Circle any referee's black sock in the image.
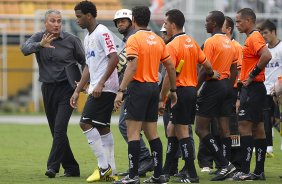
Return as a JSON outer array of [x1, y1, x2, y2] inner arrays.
[[163, 137, 178, 175], [202, 134, 229, 167], [254, 139, 266, 175], [222, 137, 232, 161], [128, 140, 140, 179], [179, 137, 198, 178], [240, 136, 254, 174], [149, 138, 163, 178]]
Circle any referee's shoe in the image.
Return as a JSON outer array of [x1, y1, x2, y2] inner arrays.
[[211, 162, 236, 181]]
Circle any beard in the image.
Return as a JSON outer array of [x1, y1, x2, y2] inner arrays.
[[118, 24, 131, 34]]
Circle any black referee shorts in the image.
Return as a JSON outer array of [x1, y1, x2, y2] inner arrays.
[[196, 79, 233, 118], [238, 82, 266, 123], [172, 86, 197, 125], [125, 81, 159, 122]]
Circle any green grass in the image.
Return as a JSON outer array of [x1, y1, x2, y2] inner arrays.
[[0, 123, 282, 183]]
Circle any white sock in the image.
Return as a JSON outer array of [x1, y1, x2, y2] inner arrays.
[[101, 132, 116, 175], [84, 128, 108, 169], [267, 146, 273, 153]]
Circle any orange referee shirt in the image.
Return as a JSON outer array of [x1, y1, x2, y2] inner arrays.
[[240, 31, 266, 82], [126, 30, 170, 82], [232, 39, 243, 87], [203, 34, 237, 80], [167, 34, 206, 87]]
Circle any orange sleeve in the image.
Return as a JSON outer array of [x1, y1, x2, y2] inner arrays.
[[203, 38, 213, 61], [126, 35, 139, 59], [250, 32, 266, 56], [196, 42, 206, 64], [166, 43, 176, 66], [232, 45, 239, 64], [161, 41, 170, 63]]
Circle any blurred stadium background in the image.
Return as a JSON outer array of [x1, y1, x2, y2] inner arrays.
[[1, 0, 282, 113]]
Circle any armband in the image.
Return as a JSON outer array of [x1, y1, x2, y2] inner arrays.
[[249, 65, 262, 79], [170, 88, 177, 92]]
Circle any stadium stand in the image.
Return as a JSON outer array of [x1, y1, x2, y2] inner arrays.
[[0, 0, 122, 112]]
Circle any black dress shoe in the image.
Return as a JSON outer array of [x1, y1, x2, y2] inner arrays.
[[60, 172, 80, 177], [138, 157, 154, 176], [45, 169, 56, 178]]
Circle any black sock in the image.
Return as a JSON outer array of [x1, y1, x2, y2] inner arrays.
[[163, 137, 178, 174], [254, 139, 267, 175], [128, 140, 140, 178], [170, 157, 179, 175], [222, 137, 232, 161], [179, 137, 197, 178], [149, 138, 163, 178], [240, 136, 254, 174], [202, 134, 229, 167]]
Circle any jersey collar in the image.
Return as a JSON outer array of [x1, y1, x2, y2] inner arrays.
[[167, 32, 186, 43]]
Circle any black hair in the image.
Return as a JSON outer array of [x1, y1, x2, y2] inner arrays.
[[209, 10, 225, 28], [165, 9, 185, 29], [74, 0, 97, 18], [260, 19, 277, 34], [225, 16, 234, 34], [237, 8, 256, 23], [132, 6, 150, 27]]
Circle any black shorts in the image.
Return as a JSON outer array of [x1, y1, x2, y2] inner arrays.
[[125, 81, 159, 122], [196, 79, 233, 118], [172, 86, 197, 125], [238, 82, 266, 123], [80, 92, 116, 128]]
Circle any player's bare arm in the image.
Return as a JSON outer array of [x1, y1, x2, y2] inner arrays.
[[70, 65, 90, 108]]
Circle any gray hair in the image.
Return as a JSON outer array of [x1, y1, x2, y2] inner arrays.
[[44, 9, 61, 22]]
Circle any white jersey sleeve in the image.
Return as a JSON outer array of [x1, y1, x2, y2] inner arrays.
[[98, 25, 117, 56]]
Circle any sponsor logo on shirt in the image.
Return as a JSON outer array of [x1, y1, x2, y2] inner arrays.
[[86, 50, 95, 59], [266, 62, 280, 68], [184, 38, 193, 48], [222, 38, 231, 48], [146, 34, 157, 45], [102, 33, 115, 52]]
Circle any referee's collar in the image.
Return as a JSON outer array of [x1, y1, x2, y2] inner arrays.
[[167, 32, 186, 43]]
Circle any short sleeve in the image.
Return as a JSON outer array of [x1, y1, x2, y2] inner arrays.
[[126, 35, 139, 59], [99, 26, 117, 56], [203, 38, 213, 61], [195, 42, 206, 64], [250, 32, 266, 55], [166, 43, 176, 66]]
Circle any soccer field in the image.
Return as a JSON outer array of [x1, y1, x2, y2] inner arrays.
[[1, 123, 282, 184]]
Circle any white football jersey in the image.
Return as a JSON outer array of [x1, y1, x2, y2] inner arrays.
[[264, 41, 282, 94], [84, 24, 119, 94]]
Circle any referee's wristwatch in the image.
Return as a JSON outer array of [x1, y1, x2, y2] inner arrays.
[[170, 88, 177, 92]]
